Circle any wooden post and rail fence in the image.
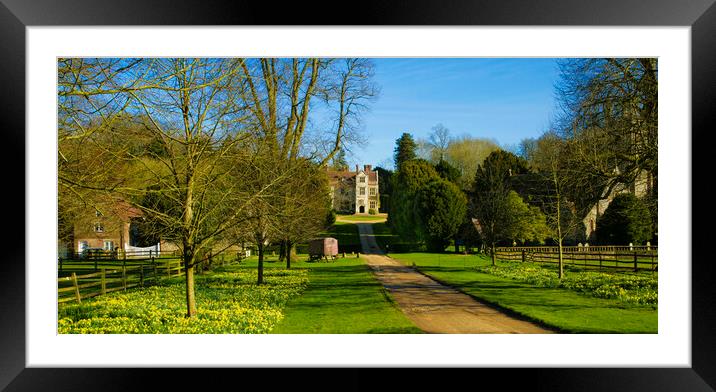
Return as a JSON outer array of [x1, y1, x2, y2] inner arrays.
[[494, 245, 658, 272], [57, 258, 184, 304], [58, 250, 246, 304]]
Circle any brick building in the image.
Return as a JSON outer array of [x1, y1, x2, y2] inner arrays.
[[62, 199, 168, 257]]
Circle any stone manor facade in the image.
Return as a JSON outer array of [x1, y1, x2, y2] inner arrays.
[[327, 164, 380, 214]]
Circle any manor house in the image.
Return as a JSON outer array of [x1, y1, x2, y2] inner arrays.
[[327, 164, 380, 214]]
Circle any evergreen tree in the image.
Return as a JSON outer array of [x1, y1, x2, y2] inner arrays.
[[595, 193, 653, 245], [434, 159, 461, 184], [470, 150, 532, 265], [389, 159, 440, 243], [375, 166, 393, 213], [393, 132, 417, 170], [417, 179, 468, 252]]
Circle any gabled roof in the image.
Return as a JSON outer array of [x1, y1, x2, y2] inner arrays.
[[326, 165, 378, 184]]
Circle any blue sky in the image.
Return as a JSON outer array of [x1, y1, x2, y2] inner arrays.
[[346, 58, 561, 169]]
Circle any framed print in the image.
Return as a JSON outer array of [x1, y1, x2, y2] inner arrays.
[[2, 0, 715, 390]]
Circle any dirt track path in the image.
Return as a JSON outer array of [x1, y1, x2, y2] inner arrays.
[[356, 223, 552, 334]]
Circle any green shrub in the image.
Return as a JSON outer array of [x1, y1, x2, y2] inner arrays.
[[325, 209, 337, 227], [368, 208, 377, 215], [596, 193, 653, 245]]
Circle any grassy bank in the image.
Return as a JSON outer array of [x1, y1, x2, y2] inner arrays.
[[390, 252, 657, 333], [319, 221, 361, 247]]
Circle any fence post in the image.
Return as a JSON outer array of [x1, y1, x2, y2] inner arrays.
[[122, 265, 127, 290], [521, 250, 526, 263], [101, 269, 106, 294], [166, 260, 171, 277], [634, 252, 638, 272], [140, 262, 145, 287], [94, 257, 98, 272], [71, 272, 81, 304]]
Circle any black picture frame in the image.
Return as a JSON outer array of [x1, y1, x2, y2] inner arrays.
[[1, 0, 713, 390]]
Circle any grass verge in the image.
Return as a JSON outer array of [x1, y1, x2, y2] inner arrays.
[[390, 252, 657, 333]]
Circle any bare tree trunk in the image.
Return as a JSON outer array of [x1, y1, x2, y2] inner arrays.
[[183, 250, 197, 317], [491, 242, 496, 266], [556, 192, 564, 279], [257, 239, 264, 285], [557, 237, 564, 279], [278, 239, 285, 262], [286, 240, 292, 269]]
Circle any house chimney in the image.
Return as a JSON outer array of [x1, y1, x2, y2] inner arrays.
[[356, 164, 359, 172], [364, 164, 372, 172]]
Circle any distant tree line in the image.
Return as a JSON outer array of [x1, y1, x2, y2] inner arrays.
[[382, 58, 657, 277]]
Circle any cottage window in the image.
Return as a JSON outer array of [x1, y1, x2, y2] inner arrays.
[[359, 176, 365, 183], [359, 187, 365, 196], [370, 201, 376, 209], [94, 222, 104, 233], [369, 187, 376, 196], [104, 241, 114, 251]]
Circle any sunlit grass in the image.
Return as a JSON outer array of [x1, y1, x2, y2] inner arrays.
[[391, 252, 657, 333], [271, 257, 422, 333]]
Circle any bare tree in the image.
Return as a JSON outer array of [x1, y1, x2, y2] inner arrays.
[[236, 58, 377, 261], [527, 132, 594, 278], [555, 58, 657, 203], [58, 57, 379, 314], [58, 58, 288, 317], [428, 123, 452, 161]]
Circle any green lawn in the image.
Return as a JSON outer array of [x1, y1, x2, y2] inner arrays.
[[390, 252, 658, 333], [271, 257, 422, 333], [336, 213, 387, 222], [319, 221, 361, 247]]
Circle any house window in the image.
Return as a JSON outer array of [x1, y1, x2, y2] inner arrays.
[[369, 187, 376, 196], [104, 241, 114, 251], [370, 201, 376, 209], [359, 187, 365, 195], [359, 176, 365, 183], [94, 222, 104, 233], [95, 210, 102, 217]]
